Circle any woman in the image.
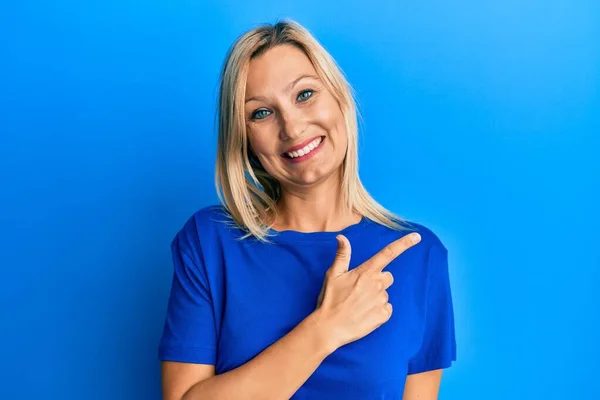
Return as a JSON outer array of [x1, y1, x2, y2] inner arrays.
[[159, 19, 456, 399]]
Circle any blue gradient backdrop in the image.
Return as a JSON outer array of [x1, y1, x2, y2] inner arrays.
[[1, 1, 598, 399]]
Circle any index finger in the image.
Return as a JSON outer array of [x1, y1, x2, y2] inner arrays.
[[360, 232, 421, 273]]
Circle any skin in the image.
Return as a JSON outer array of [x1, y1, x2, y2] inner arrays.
[[244, 43, 361, 232], [161, 44, 443, 399]]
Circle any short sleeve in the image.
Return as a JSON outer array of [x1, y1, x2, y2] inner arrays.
[[158, 230, 217, 364], [407, 244, 457, 374]]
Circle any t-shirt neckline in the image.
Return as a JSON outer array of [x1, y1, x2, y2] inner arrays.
[[266, 216, 369, 243]]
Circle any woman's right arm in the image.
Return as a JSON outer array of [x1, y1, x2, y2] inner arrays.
[[162, 232, 421, 400], [162, 309, 336, 400]]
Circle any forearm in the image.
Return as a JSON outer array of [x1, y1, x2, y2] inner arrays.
[[182, 310, 336, 400]]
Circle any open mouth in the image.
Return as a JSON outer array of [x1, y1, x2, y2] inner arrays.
[[282, 136, 325, 159]]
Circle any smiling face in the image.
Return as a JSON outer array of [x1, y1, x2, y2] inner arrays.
[[244, 44, 348, 190]]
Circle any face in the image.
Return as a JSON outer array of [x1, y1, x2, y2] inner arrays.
[[244, 44, 348, 190]]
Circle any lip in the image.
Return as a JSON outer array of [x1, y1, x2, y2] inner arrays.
[[282, 135, 324, 154], [281, 136, 325, 164]]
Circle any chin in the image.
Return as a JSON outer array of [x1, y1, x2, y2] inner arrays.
[[293, 164, 340, 187]]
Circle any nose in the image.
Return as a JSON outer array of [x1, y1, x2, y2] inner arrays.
[[278, 108, 307, 141]]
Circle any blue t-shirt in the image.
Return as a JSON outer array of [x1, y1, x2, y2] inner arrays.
[[158, 205, 456, 399]]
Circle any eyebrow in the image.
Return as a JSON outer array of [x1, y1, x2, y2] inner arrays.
[[245, 74, 320, 104]]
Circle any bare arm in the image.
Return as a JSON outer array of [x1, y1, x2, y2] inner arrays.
[[402, 369, 443, 400], [162, 311, 335, 400]]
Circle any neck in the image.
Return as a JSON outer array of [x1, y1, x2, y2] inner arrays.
[[271, 169, 361, 232]]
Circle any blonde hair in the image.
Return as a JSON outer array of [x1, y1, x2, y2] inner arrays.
[[215, 18, 413, 242]]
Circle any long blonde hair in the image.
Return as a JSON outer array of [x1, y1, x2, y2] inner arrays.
[[215, 18, 412, 242]]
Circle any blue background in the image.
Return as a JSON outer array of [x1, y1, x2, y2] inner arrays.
[[1, 1, 598, 399]]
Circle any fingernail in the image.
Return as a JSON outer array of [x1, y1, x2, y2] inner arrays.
[[411, 233, 421, 243]]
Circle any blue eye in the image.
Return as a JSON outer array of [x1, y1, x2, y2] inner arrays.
[[251, 109, 271, 120], [250, 89, 314, 120], [297, 89, 314, 102]]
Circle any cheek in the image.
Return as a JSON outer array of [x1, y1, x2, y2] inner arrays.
[[247, 129, 270, 155], [312, 97, 345, 133], [247, 137, 282, 171], [320, 103, 348, 157]]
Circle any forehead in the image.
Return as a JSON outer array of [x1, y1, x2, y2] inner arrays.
[[246, 45, 318, 95]]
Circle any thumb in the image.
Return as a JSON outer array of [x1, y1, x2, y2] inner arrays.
[[328, 234, 352, 277]]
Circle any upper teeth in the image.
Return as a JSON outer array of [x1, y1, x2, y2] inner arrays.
[[287, 137, 323, 158]]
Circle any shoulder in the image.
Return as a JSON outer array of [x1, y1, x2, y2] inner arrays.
[[373, 217, 447, 254], [401, 220, 450, 282], [171, 204, 235, 252], [402, 220, 447, 253], [181, 204, 232, 232]]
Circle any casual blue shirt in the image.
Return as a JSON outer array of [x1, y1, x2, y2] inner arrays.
[[158, 205, 456, 399]]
